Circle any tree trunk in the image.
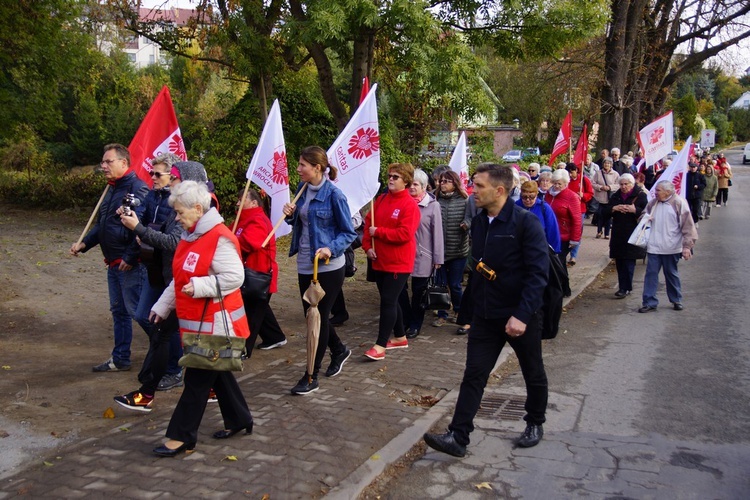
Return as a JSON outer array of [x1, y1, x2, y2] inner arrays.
[[351, 29, 375, 116]]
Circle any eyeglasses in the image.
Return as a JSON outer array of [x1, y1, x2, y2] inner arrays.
[[528, 169, 538, 173], [388, 174, 402, 180], [521, 194, 537, 200], [170, 175, 179, 182], [100, 158, 122, 166], [440, 179, 454, 184], [150, 171, 169, 178]]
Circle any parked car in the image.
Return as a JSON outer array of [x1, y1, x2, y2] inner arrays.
[[524, 147, 541, 157], [744, 143, 750, 164], [502, 150, 524, 162]]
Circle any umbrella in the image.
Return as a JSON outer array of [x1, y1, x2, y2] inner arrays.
[[302, 253, 329, 382]]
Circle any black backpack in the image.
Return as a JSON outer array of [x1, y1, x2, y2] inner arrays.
[[542, 246, 567, 339]]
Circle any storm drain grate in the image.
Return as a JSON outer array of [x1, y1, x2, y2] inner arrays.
[[475, 394, 526, 420]]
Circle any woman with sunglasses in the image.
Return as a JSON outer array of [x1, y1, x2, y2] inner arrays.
[[362, 163, 421, 360], [432, 170, 471, 327]]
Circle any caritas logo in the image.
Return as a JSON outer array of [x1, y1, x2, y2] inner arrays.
[[649, 126, 664, 145], [348, 127, 380, 160], [271, 151, 288, 185]]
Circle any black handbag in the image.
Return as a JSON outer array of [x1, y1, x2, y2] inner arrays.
[[421, 270, 452, 310], [240, 247, 272, 302], [179, 277, 246, 372]]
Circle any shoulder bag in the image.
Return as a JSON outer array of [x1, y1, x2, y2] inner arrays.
[[179, 276, 246, 372], [240, 247, 272, 302], [421, 269, 452, 310], [628, 213, 652, 249]]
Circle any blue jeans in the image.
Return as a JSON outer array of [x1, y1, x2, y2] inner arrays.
[[642, 253, 682, 308], [436, 257, 467, 319], [107, 264, 146, 367], [569, 240, 580, 259]]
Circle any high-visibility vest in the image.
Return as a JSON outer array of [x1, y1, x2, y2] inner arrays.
[[172, 223, 250, 339]]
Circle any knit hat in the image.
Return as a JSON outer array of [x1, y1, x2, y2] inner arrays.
[[172, 161, 208, 183]]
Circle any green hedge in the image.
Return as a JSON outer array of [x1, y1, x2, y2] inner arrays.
[[0, 171, 107, 209]]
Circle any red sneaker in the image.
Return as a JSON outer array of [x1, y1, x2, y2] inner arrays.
[[364, 347, 385, 360], [385, 338, 408, 349]]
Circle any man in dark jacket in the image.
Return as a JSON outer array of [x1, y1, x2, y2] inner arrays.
[[70, 144, 149, 372], [685, 162, 706, 223], [423, 163, 550, 457]]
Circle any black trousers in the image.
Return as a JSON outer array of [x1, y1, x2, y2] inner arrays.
[[373, 271, 410, 347], [615, 258, 637, 292], [687, 197, 702, 222], [165, 367, 252, 444], [244, 293, 285, 358], [398, 276, 429, 331], [138, 311, 179, 396], [449, 313, 547, 446], [298, 267, 346, 378]]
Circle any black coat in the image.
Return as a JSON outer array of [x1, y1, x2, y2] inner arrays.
[[685, 170, 706, 200], [606, 186, 648, 260]]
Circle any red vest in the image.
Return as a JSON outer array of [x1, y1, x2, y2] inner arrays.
[[172, 223, 250, 339]]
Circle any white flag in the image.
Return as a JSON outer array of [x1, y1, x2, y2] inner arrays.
[[637, 111, 674, 167], [328, 83, 381, 215], [649, 136, 690, 201], [449, 131, 470, 191], [245, 99, 291, 238]]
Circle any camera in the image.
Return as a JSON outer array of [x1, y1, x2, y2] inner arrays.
[[476, 261, 497, 281], [121, 193, 141, 216]]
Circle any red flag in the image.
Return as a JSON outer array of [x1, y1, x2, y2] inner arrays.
[[128, 86, 187, 186], [572, 123, 588, 170], [359, 76, 370, 105], [548, 110, 572, 166]]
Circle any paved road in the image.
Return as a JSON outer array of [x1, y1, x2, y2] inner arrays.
[[377, 162, 750, 498]]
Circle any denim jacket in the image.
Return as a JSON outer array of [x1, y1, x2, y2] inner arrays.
[[286, 180, 357, 262]]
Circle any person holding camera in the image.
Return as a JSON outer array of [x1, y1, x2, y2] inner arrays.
[[70, 144, 149, 372], [424, 164, 549, 457]]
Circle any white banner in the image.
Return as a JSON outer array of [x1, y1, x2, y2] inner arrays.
[[449, 131, 470, 191], [245, 99, 291, 238], [649, 136, 690, 200], [637, 111, 674, 167], [328, 83, 381, 216]]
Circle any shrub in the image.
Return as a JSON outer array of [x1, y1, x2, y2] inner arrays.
[[0, 171, 106, 210]]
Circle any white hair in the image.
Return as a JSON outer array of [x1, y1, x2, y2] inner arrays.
[[169, 180, 211, 211], [619, 173, 635, 184], [551, 169, 570, 183], [413, 168, 429, 189], [611, 147, 620, 155]]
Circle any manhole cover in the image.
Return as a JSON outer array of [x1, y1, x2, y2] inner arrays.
[[475, 394, 526, 420]]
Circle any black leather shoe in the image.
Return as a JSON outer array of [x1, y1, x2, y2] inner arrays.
[[423, 431, 466, 457], [405, 328, 420, 339], [325, 348, 351, 377], [291, 375, 319, 395], [517, 424, 543, 448], [153, 441, 196, 457], [673, 303, 684, 311], [614, 290, 630, 299], [638, 305, 657, 313], [455, 325, 470, 335], [212, 422, 253, 439]]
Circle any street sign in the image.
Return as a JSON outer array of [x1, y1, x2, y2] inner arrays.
[[701, 129, 716, 148]]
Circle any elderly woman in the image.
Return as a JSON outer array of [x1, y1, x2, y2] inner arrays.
[[283, 146, 357, 393], [592, 158, 621, 239], [516, 180, 560, 253], [607, 174, 648, 298], [701, 165, 719, 219], [565, 163, 593, 266], [398, 168, 444, 340], [148, 181, 253, 457], [544, 169, 581, 296], [537, 171, 553, 197], [362, 163, 421, 360], [433, 169, 471, 327]]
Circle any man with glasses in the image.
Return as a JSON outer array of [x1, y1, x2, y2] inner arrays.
[[70, 144, 149, 372]]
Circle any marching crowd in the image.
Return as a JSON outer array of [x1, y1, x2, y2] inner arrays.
[[70, 142, 729, 457]]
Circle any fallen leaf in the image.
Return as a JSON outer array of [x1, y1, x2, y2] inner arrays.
[[2, 366, 10, 370], [378, 365, 387, 372], [103, 407, 115, 419], [43, 461, 54, 467], [475, 482, 492, 490], [370, 454, 380, 460], [223, 455, 238, 461], [119, 427, 130, 432], [261, 495, 270, 500]]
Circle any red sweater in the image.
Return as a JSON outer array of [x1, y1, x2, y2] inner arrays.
[[233, 206, 278, 293], [362, 189, 421, 273], [544, 188, 583, 243]]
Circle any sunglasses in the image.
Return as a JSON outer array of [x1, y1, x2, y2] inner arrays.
[[388, 174, 402, 180], [150, 171, 169, 178]]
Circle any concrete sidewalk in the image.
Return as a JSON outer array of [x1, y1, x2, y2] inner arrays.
[[0, 223, 611, 499]]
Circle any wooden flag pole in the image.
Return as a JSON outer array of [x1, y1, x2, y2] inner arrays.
[[74, 184, 110, 250], [232, 178, 252, 233], [262, 183, 307, 248], [370, 198, 375, 252]]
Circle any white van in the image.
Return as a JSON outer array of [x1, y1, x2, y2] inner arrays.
[[744, 143, 750, 164]]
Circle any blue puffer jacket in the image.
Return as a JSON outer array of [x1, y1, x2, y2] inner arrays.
[[286, 180, 357, 262], [82, 170, 149, 265], [142, 186, 172, 226]]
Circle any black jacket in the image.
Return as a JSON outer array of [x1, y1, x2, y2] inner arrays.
[[685, 170, 706, 200], [82, 171, 149, 265], [606, 186, 648, 260], [470, 198, 549, 324]]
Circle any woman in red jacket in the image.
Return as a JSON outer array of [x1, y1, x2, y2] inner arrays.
[[545, 169, 582, 296], [362, 163, 421, 360], [234, 188, 287, 354], [565, 163, 593, 266]]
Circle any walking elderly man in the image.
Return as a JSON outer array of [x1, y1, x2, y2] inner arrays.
[[423, 163, 549, 457], [70, 144, 149, 371], [638, 180, 698, 313]]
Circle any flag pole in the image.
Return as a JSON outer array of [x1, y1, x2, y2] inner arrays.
[[262, 183, 307, 248], [74, 185, 110, 250], [370, 198, 375, 251], [232, 178, 252, 233]]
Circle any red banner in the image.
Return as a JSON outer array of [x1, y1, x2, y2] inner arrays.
[[548, 110, 572, 166], [572, 123, 588, 170]]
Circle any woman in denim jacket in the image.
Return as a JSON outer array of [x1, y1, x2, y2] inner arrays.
[[283, 146, 357, 395]]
